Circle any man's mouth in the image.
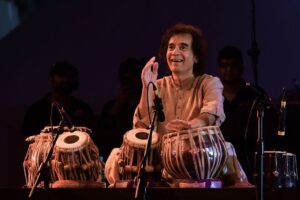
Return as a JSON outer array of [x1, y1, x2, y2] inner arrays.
[[170, 58, 183, 63]]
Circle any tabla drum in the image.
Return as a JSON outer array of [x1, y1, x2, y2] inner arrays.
[[51, 127, 102, 184], [254, 150, 298, 188], [23, 132, 53, 188], [23, 126, 104, 188], [118, 128, 161, 182], [161, 126, 228, 181]]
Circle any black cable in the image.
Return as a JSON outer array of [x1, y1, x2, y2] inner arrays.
[[146, 81, 156, 127], [50, 102, 54, 133]]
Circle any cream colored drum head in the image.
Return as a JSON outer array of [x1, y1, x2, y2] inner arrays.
[[124, 128, 158, 149], [56, 131, 89, 151]]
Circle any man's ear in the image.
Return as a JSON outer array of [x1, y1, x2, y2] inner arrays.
[[194, 56, 198, 63]]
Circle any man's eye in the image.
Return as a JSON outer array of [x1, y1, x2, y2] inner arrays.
[[180, 45, 188, 50], [168, 45, 175, 50]]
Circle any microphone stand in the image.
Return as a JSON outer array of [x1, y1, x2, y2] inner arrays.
[[28, 121, 64, 198], [256, 99, 265, 200], [256, 94, 274, 200], [247, 1, 264, 199], [134, 107, 158, 200]]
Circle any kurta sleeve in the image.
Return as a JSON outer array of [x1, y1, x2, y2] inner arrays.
[[200, 76, 226, 125]]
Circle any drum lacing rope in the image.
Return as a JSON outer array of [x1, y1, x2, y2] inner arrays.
[[177, 132, 191, 179], [208, 127, 222, 178], [197, 128, 206, 179], [188, 128, 201, 179]]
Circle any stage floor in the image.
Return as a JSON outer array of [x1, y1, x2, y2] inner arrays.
[[1, 187, 299, 200]]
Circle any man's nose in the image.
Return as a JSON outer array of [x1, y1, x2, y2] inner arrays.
[[224, 65, 233, 71], [172, 47, 180, 55]]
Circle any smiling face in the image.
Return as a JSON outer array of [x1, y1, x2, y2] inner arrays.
[[166, 33, 198, 79]]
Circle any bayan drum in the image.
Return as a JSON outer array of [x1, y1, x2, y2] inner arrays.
[[161, 126, 228, 182], [254, 150, 298, 188], [118, 128, 161, 182], [51, 127, 102, 184]]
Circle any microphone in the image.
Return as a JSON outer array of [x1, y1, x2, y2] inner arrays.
[[278, 88, 286, 136], [246, 82, 273, 108], [152, 83, 165, 122], [53, 102, 75, 131]]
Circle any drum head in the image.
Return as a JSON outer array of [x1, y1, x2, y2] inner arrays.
[[56, 131, 90, 151], [124, 128, 158, 149]]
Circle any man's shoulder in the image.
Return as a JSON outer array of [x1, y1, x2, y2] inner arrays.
[[198, 74, 222, 87], [27, 95, 51, 109], [156, 75, 172, 87], [71, 97, 93, 113], [72, 97, 92, 108]]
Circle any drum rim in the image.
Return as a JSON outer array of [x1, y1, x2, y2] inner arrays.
[[264, 150, 288, 154], [41, 126, 92, 134], [55, 131, 90, 151], [162, 126, 221, 139], [124, 128, 159, 149], [33, 133, 53, 142]]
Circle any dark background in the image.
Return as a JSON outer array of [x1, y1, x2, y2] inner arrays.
[[0, 0, 299, 187]]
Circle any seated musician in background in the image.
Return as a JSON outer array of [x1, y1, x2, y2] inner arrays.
[[96, 58, 144, 160], [22, 61, 94, 137], [105, 23, 251, 188], [217, 46, 277, 184]]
